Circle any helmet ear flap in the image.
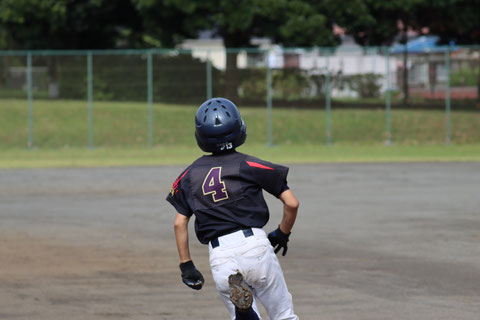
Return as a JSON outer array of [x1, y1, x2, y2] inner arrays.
[[195, 131, 206, 152], [235, 120, 247, 148]]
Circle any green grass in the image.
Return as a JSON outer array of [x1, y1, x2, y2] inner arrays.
[[1, 144, 479, 168], [1, 98, 479, 168]]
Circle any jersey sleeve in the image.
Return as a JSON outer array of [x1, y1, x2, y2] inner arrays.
[[242, 156, 289, 198], [165, 167, 193, 217]]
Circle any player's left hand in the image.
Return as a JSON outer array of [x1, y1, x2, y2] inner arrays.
[[179, 260, 204, 290], [268, 226, 291, 256]]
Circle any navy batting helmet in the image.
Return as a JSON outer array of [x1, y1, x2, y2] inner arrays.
[[195, 98, 247, 153]]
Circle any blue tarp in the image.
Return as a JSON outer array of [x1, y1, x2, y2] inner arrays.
[[390, 36, 457, 54]]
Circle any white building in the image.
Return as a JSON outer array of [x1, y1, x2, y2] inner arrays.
[[178, 35, 399, 98]]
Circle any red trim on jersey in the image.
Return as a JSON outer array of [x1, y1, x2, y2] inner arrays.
[[246, 161, 274, 170], [171, 169, 189, 195]]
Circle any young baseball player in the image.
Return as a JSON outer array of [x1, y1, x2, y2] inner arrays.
[[166, 97, 299, 320]]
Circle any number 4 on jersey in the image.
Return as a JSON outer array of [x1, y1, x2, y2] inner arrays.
[[202, 167, 229, 202]]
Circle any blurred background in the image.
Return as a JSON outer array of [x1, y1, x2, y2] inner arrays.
[[0, 0, 479, 149]]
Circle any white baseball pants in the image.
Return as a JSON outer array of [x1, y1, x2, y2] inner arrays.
[[208, 228, 298, 320]]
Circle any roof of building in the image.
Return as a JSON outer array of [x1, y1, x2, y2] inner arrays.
[[391, 36, 457, 54]]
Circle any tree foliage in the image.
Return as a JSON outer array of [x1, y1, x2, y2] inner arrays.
[[328, 0, 480, 104], [135, 0, 341, 98], [414, 0, 480, 44], [0, 0, 343, 50], [135, 0, 340, 48], [0, 0, 143, 49], [1, 0, 479, 51], [329, 0, 480, 46], [327, 0, 427, 46]]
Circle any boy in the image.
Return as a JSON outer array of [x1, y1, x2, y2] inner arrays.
[[166, 98, 299, 319]]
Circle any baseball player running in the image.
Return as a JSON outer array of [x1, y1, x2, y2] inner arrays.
[[166, 98, 299, 320]]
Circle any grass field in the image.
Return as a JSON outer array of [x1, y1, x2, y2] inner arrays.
[[1, 98, 479, 167], [1, 144, 480, 169]]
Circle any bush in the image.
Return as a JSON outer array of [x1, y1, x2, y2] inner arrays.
[[237, 68, 266, 100], [56, 53, 219, 103], [345, 73, 383, 98], [238, 68, 313, 102], [451, 65, 480, 86], [155, 54, 222, 103], [272, 69, 310, 100]]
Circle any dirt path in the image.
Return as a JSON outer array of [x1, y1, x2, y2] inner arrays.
[[1, 164, 479, 319]]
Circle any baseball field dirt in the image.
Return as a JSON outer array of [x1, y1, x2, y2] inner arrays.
[[1, 163, 479, 319]]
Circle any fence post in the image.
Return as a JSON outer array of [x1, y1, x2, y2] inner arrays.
[[445, 46, 451, 145], [147, 51, 153, 146], [206, 50, 212, 99], [87, 51, 93, 149], [325, 49, 332, 145], [385, 47, 392, 145], [266, 49, 273, 146], [371, 47, 377, 73], [27, 52, 33, 149]]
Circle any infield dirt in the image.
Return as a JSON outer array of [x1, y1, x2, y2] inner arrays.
[[1, 163, 479, 319]]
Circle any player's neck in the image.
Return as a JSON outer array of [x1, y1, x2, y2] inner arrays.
[[211, 149, 237, 156]]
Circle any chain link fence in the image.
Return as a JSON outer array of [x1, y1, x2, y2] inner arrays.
[[0, 45, 479, 148]]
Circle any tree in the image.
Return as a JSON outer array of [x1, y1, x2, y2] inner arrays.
[[137, 0, 340, 99], [415, 0, 480, 99], [415, 0, 480, 45], [328, 0, 430, 105], [0, 0, 145, 50], [0, 0, 144, 97], [133, 0, 205, 48], [1, 0, 340, 99], [331, 0, 480, 104]]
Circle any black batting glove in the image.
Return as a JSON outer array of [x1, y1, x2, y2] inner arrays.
[[268, 226, 291, 256], [179, 260, 204, 290]]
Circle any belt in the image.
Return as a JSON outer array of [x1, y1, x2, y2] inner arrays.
[[210, 228, 254, 249]]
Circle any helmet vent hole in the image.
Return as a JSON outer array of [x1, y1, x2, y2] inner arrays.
[[221, 105, 226, 109], [203, 115, 207, 122], [207, 101, 212, 105], [226, 111, 231, 117], [216, 100, 221, 103], [213, 108, 217, 111], [215, 117, 222, 125], [205, 108, 208, 113]]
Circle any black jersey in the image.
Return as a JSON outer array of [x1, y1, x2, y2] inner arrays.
[[166, 151, 289, 244]]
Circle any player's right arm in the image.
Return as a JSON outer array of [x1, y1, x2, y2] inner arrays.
[[174, 212, 204, 290], [174, 213, 191, 263], [167, 167, 204, 290]]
